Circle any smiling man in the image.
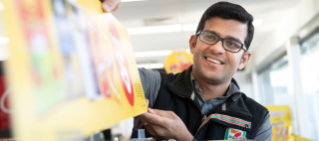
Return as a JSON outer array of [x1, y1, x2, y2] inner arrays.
[[131, 1, 272, 141]]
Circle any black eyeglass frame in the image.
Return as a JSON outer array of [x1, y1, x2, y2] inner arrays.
[[196, 31, 247, 53]]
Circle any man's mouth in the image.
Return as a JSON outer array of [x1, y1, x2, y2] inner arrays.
[[205, 57, 223, 64]]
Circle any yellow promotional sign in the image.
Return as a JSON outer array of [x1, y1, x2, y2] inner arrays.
[[265, 105, 313, 141], [164, 51, 193, 74], [265, 105, 294, 141], [1, 0, 146, 140]]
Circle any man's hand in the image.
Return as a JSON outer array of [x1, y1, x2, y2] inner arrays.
[[101, 0, 121, 12], [141, 108, 193, 141]]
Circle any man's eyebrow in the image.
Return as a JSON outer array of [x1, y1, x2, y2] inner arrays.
[[205, 30, 219, 36]]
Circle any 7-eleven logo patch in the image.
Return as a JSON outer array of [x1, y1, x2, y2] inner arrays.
[[224, 128, 246, 140]]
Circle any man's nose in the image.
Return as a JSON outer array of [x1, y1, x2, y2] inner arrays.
[[209, 40, 226, 54]]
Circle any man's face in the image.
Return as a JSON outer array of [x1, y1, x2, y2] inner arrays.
[[189, 17, 251, 84]]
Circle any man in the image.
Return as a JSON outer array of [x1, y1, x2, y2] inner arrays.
[[132, 2, 272, 141], [101, 0, 272, 140]]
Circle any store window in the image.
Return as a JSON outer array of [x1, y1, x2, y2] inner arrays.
[[299, 32, 319, 140], [256, 31, 319, 140], [257, 54, 299, 135]]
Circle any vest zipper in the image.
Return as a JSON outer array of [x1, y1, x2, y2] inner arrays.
[[194, 115, 207, 137]]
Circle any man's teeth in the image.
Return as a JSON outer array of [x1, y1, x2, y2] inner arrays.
[[206, 58, 221, 64]]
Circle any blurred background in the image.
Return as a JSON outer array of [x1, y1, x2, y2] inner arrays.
[[0, 0, 319, 140]]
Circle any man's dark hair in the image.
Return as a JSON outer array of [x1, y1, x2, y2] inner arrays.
[[196, 1, 254, 50]]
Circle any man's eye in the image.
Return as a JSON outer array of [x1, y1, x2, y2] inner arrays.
[[226, 41, 240, 48], [227, 42, 235, 46], [204, 35, 216, 40]]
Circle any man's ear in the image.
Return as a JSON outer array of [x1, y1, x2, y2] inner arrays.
[[238, 51, 251, 70], [189, 35, 197, 54]]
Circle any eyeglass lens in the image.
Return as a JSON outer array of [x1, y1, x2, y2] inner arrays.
[[200, 31, 242, 52]]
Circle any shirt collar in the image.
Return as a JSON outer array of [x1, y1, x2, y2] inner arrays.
[[190, 72, 241, 101]]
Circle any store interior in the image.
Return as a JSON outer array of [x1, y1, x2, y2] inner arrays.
[[0, 0, 319, 141]]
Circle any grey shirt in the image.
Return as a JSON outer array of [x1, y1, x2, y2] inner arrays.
[[136, 68, 272, 140]]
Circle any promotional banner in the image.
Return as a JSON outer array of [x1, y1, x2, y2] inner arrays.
[[1, 0, 147, 140], [265, 105, 294, 141], [265, 105, 313, 141], [164, 51, 193, 74]]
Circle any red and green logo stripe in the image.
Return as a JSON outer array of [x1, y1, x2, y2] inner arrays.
[[197, 114, 251, 133]]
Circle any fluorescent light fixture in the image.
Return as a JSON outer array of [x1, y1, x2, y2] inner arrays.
[[128, 25, 182, 35], [122, 0, 147, 2], [0, 3, 4, 11], [0, 37, 9, 44], [183, 24, 197, 32], [137, 63, 164, 69], [253, 19, 263, 26], [127, 24, 197, 35], [134, 50, 172, 58]]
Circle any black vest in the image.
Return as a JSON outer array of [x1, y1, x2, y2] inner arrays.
[[133, 67, 269, 140]]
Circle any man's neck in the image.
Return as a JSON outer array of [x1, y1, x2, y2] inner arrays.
[[192, 72, 231, 102]]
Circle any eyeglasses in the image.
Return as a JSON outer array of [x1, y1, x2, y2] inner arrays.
[[197, 31, 247, 53]]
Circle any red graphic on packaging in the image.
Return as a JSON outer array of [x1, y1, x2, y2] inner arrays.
[[105, 48, 121, 101], [100, 30, 121, 103], [234, 132, 242, 138], [109, 21, 134, 106]]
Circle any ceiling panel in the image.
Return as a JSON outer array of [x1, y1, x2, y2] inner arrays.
[[112, 0, 302, 66]]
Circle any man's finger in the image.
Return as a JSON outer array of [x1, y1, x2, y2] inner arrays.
[[102, 3, 113, 12], [143, 122, 167, 139], [142, 112, 166, 126], [102, 0, 120, 12], [146, 99, 149, 106], [147, 123, 168, 139], [111, 2, 121, 11], [144, 123, 156, 136], [141, 114, 166, 138], [148, 108, 155, 114]]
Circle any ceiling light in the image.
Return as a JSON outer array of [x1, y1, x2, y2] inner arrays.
[[137, 63, 164, 69], [0, 37, 9, 44], [134, 50, 172, 58], [127, 24, 197, 35], [253, 19, 263, 26], [128, 25, 182, 35], [182, 24, 197, 32]]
